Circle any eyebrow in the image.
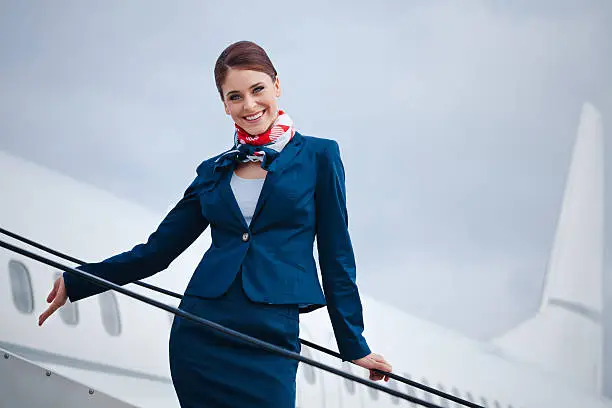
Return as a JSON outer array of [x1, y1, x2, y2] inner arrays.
[[225, 82, 265, 98]]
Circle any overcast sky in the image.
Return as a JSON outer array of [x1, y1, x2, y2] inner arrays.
[[1, 0, 611, 395]]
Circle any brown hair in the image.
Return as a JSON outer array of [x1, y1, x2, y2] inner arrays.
[[214, 41, 278, 100]]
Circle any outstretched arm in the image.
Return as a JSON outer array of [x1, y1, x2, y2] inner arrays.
[[40, 178, 208, 325], [39, 176, 208, 326], [64, 178, 209, 302]]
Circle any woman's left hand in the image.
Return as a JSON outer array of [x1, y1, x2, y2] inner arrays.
[[352, 352, 392, 381]]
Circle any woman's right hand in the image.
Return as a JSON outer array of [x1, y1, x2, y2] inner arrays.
[[38, 276, 68, 326]]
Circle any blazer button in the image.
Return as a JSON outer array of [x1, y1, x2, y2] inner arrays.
[[242, 232, 250, 242]]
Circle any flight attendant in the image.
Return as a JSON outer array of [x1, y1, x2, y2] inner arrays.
[[39, 40, 392, 407]]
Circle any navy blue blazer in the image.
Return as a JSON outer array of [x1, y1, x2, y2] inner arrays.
[[63, 132, 371, 361]]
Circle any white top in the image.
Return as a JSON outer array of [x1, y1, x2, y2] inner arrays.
[[230, 172, 266, 226]]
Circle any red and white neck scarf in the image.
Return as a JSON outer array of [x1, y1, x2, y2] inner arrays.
[[215, 110, 296, 170], [233, 110, 295, 163]]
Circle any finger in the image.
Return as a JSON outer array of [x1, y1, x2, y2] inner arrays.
[[375, 360, 392, 373], [46, 280, 59, 303], [39, 307, 55, 326], [38, 300, 61, 326], [373, 355, 392, 367]]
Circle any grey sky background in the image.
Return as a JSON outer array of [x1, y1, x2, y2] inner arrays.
[[1, 0, 611, 395]]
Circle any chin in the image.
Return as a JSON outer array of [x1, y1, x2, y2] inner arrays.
[[243, 120, 273, 136]]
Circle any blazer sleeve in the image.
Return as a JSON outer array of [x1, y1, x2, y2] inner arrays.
[[315, 140, 371, 361], [63, 177, 209, 302]]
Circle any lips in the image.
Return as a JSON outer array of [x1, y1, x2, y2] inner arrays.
[[244, 110, 265, 122]]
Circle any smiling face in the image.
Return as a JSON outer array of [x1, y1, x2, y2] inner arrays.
[[221, 68, 282, 136]]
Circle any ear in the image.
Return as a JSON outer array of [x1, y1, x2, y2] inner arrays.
[[274, 76, 282, 98], [223, 100, 230, 115]]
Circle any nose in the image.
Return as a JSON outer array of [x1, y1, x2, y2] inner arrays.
[[243, 95, 258, 112]]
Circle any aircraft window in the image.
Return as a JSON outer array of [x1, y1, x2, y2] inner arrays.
[[8, 260, 34, 314], [341, 362, 355, 395], [54, 273, 79, 326], [437, 383, 450, 407], [480, 396, 489, 407], [421, 377, 433, 402], [403, 373, 417, 407], [388, 379, 400, 405], [60, 299, 79, 326], [367, 384, 379, 400], [99, 291, 122, 336], [300, 346, 316, 385]]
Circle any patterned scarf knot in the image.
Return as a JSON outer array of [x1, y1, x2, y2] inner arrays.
[[216, 110, 295, 171]]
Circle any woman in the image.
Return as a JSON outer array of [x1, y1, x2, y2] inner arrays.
[[39, 40, 392, 407]]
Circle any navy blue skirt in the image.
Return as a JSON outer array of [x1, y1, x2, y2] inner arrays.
[[168, 272, 301, 408]]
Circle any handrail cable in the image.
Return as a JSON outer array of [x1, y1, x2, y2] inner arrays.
[[0, 227, 182, 299], [0, 238, 443, 408], [0, 227, 484, 408]]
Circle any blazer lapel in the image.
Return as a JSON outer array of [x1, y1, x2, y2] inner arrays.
[[251, 133, 304, 223], [216, 169, 249, 229]]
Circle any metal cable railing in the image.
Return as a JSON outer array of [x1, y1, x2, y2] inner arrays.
[[0, 227, 484, 408]]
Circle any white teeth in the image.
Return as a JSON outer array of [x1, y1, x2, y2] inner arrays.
[[246, 111, 264, 121]]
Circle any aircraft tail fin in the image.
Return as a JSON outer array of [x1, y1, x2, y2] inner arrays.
[[493, 102, 605, 394]]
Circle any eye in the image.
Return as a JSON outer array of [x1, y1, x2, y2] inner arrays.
[[229, 94, 241, 101], [253, 86, 264, 94]]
